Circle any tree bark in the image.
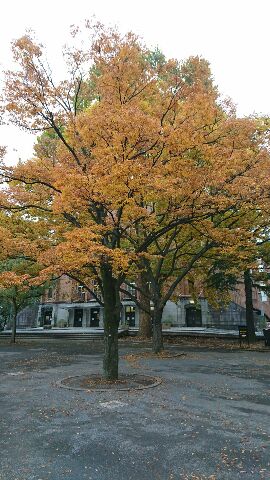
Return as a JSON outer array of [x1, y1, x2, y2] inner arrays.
[[10, 312, 17, 344], [244, 269, 256, 343], [139, 310, 152, 338], [137, 271, 152, 338], [101, 264, 121, 379], [152, 307, 164, 353]]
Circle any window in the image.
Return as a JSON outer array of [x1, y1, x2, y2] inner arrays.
[[124, 282, 136, 299], [261, 291, 268, 302], [77, 285, 86, 301], [47, 287, 53, 300], [125, 306, 135, 313], [92, 280, 102, 300]]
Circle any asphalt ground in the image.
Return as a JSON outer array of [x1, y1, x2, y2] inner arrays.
[[0, 338, 269, 480]]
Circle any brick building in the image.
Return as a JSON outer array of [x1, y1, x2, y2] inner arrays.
[[33, 275, 270, 331], [37, 276, 138, 328]]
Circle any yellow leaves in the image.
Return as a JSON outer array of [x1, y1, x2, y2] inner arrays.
[[39, 227, 102, 267], [1, 23, 270, 300], [12, 35, 43, 60], [91, 31, 155, 106], [12, 157, 55, 184], [36, 227, 135, 278], [0, 220, 46, 262], [0, 271, 30, 289]]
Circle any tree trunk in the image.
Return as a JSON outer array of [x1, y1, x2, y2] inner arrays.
[[101, 265, 121, 380], [137, 271, 152, 338], [244, 269, 256, 343], [152, 307, 164, 353], [10, 312, 17, 344], [139, 310, 152, 338]]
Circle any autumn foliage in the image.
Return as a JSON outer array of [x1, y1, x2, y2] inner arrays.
[[1, 23, 270, 375]]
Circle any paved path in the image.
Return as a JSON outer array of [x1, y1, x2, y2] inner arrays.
[[0, 340, 269, 480], [1, 326, 265, 338]]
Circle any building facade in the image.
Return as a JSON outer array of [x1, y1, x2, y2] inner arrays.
[[37, 276, 138, 329], [31, 275, 270, 331]]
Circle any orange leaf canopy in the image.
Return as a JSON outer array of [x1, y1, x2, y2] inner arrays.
[[2, 25, 270, 286]]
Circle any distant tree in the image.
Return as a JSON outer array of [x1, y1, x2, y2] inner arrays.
[[0, 212, 48, 343], [0, 260, 45, 343], [203, 216, 270, 342]]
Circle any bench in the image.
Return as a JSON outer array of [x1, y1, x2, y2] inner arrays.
[[263, 329, 270, 346]]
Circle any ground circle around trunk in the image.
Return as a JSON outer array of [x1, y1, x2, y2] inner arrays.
[[56, 373, 162, 392]]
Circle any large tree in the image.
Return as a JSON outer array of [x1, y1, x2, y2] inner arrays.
[[122, 207, 267, 352], [1, 24, 270, 375]]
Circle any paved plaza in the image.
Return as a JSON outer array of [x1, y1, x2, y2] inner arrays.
[[0, 338, 269, 480]]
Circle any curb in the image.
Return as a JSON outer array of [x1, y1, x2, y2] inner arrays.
[[56, 374, 162, 392]]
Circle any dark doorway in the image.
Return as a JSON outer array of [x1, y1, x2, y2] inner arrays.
[[42, 308, 53, 326], [125, 306, 136, 327], [186, 306, 202, 327], [90, 308, 100, 327], [74, 309, 83, 327]]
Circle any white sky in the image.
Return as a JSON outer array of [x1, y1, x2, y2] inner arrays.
[[1, 0, 269, 164]]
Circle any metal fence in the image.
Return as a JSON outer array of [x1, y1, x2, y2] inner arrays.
[[206, 302, 266, 331]]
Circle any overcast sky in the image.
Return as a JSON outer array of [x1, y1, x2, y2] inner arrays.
[[1, 0, 269, 164]]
